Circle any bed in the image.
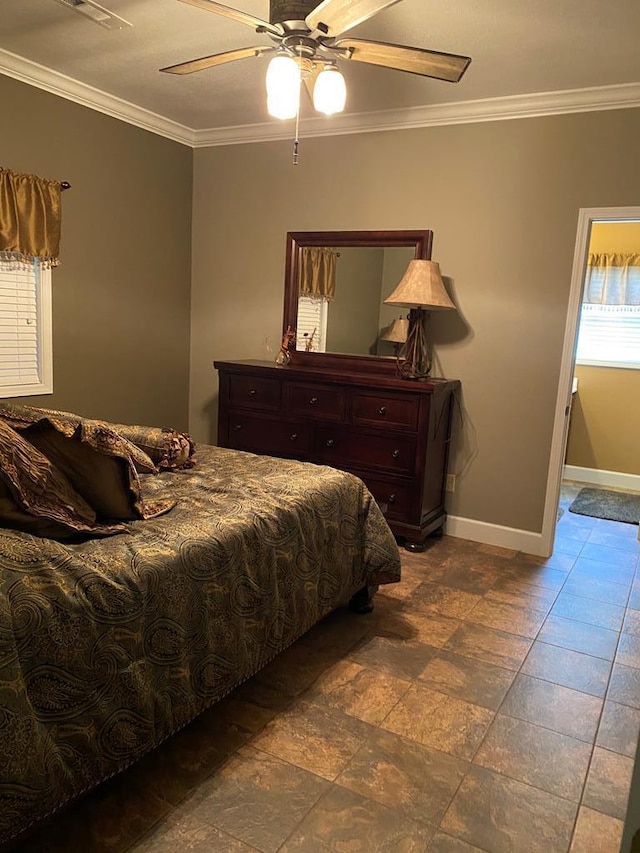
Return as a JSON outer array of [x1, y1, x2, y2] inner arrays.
[[0, 434, 401, 847]]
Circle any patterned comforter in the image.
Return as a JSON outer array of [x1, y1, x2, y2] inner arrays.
[[0, 445, 400, 845]]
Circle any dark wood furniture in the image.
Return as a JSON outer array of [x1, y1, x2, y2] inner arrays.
[[215, 359, 459, 550]]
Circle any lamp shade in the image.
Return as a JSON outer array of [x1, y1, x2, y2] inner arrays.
[[384, 260, 455, 310], [380, 317, 409, 343]]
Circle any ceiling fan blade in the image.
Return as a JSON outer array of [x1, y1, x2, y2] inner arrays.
[[177, 0, 283, 37], [306, 0, 402, 37], [335, 38, 471, 82], [161, 45, 277, 74]]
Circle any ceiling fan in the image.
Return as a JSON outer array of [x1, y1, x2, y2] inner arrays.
[[161, 0, 472, 121]]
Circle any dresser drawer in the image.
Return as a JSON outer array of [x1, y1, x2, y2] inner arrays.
[[316, 427, 416, 475], [215, 361, 459, 550], [352, 391, 419, 430], [285, 382, 346, 421], [226, 413, 311, 456], [361, 476, 412, 520], [228, 375, 281, 411]]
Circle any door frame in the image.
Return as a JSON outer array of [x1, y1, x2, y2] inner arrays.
[[540, 205, 640, 557]]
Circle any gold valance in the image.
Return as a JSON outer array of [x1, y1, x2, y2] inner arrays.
[[299, 247, 337, 301], [584, 252, 640, 306], [587, 252, 640, 268], [0, 169, 63, 268]]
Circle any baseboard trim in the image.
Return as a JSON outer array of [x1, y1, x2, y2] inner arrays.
[[444, 515, 547, 557], [564, 465, 640, 492]]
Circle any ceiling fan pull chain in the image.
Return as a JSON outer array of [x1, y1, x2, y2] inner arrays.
[[293, 46, 302, 165], [293, 103, 300, 164]]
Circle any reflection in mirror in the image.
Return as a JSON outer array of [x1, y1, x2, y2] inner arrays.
[[283, 231, 433, 367], [296, 247, 417, 356]]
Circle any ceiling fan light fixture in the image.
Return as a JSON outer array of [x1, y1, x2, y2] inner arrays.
[[266, 53, 300, 119], [313, 64, 346, 115], [164, 0, 473, 137]]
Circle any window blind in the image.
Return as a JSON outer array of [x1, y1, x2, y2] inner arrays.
[[576, 303, 640, 368], [296, 296, 327, 352], [0, 261, 41, 388]]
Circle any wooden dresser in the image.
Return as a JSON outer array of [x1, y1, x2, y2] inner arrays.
[[214, 360, 459, 550]]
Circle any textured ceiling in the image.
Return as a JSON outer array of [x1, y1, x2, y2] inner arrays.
[[1, 0, 640, 138]]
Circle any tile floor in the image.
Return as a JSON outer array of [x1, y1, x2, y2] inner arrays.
[[9, 482, 640, 853]]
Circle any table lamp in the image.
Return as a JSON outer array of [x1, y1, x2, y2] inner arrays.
[[384, 260, 455, 379], [380, 316, 409, 355]]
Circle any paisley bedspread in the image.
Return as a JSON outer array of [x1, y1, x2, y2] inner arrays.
[[0, 445, 400, 845]]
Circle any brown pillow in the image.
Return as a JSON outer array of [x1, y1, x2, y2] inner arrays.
[[24, 422, 141, 521], [0, 403, 158, 475], [0, 421, 125, 539], [12, 403, 158, 474], [110, 423, 196, 471], [0, 404, 174, 521]]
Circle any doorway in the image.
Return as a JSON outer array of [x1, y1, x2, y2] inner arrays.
[[541, 206, 640, 558]]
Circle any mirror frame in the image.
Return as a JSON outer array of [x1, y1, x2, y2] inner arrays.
[[283, 230, 433, 373]]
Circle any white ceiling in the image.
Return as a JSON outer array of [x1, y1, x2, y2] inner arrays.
[[2, 0, 640, 146]]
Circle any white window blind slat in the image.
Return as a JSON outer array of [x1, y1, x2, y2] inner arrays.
[[0, 260, 51, 392], [576, 304, 640, 367], [295, 297, 328, 352]]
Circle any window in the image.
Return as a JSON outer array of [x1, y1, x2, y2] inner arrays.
[[575, 253, 640, 369], [0, 259, 52, 396], [296, 296, 328, 352], [576, 304, 640, 369]]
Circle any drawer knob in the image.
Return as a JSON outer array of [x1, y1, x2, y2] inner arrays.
[[289, 433, 298, 441], [388, 494, 396, 503], [392, 449, 400, 459], [248, 389, 257, 396], [309, 396, 318, 405], [325, 438, 335, 448], [234, 423, 243, 431], [379, 406, 387, 415]]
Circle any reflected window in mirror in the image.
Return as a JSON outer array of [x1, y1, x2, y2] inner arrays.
[[297, 296, 328, 352]]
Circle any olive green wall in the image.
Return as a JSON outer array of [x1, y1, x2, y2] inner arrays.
[[326, 247, 383, 355], [377, 247, 416, 357], [566, 221, 640, 475], [0, 74, 192, 430], [190, 108, 640, 533]]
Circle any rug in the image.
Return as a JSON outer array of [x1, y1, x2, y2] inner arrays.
[[569, 487, 640, 524]]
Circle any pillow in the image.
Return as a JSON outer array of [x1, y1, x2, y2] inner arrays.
[[0, 403, 158, 475], [110, 423, 196, 471], [23, 422, 143, 521], [0, 404, 174, 521], [0, 420, 126, 539]]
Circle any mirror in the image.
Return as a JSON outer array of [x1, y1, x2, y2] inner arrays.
[[283, 230, 432, 369]]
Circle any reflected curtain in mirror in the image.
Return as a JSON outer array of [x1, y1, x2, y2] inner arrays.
[[0, 169, 63, 268], [299, 247, 337, 300]]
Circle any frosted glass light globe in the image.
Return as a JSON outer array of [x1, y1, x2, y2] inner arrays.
[[313, 66, 346, 115], [266, 54, 300, 120]]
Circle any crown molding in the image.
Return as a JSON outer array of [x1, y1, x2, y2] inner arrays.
[[0, 48, 195, 146], [193, 81, 640, 146], [2, 47, 639, 149]]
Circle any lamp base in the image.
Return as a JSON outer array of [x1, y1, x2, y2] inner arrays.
[[396, 308, 432, 380]]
